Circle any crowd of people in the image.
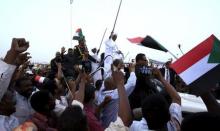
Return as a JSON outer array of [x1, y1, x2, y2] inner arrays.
[[1, 31, 220, 131]]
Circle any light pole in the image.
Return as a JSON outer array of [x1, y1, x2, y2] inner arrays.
[[70, 0, 74, 48], [178, 44, 184, 55]]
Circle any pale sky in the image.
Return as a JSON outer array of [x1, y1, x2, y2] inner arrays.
[[0, 0, 220, 63]]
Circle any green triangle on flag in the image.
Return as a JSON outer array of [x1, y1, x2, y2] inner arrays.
[[208, 37, 220, 63]]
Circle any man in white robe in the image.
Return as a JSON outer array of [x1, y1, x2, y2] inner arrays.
[[104, 34, 123, 78]]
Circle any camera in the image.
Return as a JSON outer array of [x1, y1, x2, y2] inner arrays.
[[136, 65, 153, 77]]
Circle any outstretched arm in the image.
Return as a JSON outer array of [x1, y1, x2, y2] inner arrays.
[[112, 71, 132, 126], [154, 68, 181, 105]]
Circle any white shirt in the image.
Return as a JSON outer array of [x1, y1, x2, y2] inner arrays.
[[130, 103, 182, 131], [0, 115, 19, 131], [105, 116, 129, 131], [13, 92, 35, 124], [97, 72, 137, 104], [54, 96, 69, 117], [129, 118, 149, 131], [91, 53, 102, 83], [0, 60, 16, 101]]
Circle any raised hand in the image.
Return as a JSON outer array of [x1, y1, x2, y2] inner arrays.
[[128, 63, 135, 73], [4, 38, 30, 65], [61, 46, 66, 54], [15, 52, 31, 66], [11, 38, 29, 54], [152, 68, 163, 81], [56, 62, 62, 69], [112, 71, 124, 88]]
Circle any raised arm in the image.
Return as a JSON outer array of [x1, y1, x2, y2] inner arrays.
[[75, 73, 86, 103], [154, 68, 181, 105], [124, 63, 137, 95], [56, 62, 62, 80], [4, 38, 29, 64], [112, 71, 132, 126], [0, 38, 29, 100]]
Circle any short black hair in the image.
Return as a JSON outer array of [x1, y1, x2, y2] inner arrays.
[[68, 48, 73, 51], [181, 112, 220, 131], [142, 94, 170, 130], [42, 79, 57, 95], [84, 84, 96, 103], [30, 90, 52, 114], [58, 105, 88, 131], [135, 53, 145, 63]]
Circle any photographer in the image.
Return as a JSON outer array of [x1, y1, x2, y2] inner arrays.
[[62, 48, 78, 80], [129, 53, 159, 109]]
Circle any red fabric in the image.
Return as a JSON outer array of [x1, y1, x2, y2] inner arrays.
[[127, 37, 144, 43], [171, 35, 215, 74], [84, 104, 104, 131], [34, 75, 41, 82], [76, 28, 82, 33]]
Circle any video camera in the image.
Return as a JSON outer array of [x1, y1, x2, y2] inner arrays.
[[136, 65, 153, 78]]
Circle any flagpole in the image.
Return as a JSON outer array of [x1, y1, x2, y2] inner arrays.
[[168, 50, 178, 60], [97, 28, 107, 55], [178, 44, 184, 55], [70, 0, 74, 48], [111, 0, 123, 34]]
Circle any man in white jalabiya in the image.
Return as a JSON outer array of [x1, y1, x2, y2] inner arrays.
[[104, 33, 123, 78]]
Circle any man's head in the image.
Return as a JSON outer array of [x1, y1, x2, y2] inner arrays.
[[0, 91, 16, 116], [55, 51, 61, 62], [142, 94, 170, 130], [15, 76, 33, 98], [113, 59, 124, 70], [104, 77, 115, 91], [112, 34, 117, 41], [165, 61, 172, 68], [84, 50, 89, 57], [135, 53, 148, 66], [78, 39, 86, 46], [30, 90, 55, 116], [42, 79, 58, 96], [91, 48, 97, 54], [55, 52, 61, 58], [58, 105, 88, 131], [68, 48, 74, 56]]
